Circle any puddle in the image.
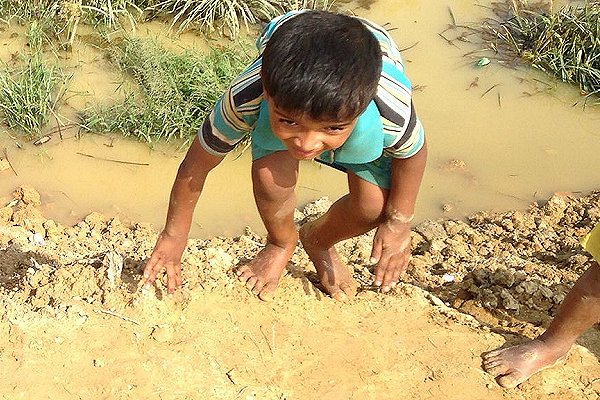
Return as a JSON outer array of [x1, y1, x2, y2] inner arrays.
[[0, 0, 598, 238]]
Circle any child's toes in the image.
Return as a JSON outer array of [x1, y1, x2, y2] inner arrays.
[[258, 283, 277, 301], [236, 265, 252, 279], [245, 276, 259, 290], [340, 282, 357, 298], [331, 290, 349, 302], [331, 284, 357, 301], [497, 372, 526, 389]]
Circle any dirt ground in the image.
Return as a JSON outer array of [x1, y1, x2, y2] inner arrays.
[[1, 186, 600, 400]]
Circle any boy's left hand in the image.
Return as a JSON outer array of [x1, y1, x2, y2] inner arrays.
[[370, 218, 412, 292]]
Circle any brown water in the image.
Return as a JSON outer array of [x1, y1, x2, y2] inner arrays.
[[0, 0, 598, 238]]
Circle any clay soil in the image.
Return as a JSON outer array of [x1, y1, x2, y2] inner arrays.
[[1, 186, 600, 399]]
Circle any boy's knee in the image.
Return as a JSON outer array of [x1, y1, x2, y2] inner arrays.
[[251, 153, 298, 202], [348, 194, 385, 223], [252, 169, 295, 202]]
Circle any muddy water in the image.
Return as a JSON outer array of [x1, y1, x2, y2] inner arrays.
[[0, 0, 598, 238]]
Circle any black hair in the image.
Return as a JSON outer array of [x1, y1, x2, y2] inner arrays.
[[261, 11, 382, 121]]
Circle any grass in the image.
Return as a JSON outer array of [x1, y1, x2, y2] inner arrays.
[[0, 1, 143, 47], [481, 0, 600, 103], [1, 0, 334, 41], [0, 0, 48, 21], [0, 21, 68, 139], [79, 36, 252, 146], [80, 1, 144, 28], [146, 0, 281, 37], [144, 0, 333, 38], [0, 1, 142, 26]]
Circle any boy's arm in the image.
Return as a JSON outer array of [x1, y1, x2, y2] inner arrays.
[[143, 136, 224, 293], [370, 139, 427, 292]]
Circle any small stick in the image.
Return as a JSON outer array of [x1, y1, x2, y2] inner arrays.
[[463, 49, 491, 57], [585, 377, 600, 389], [481, 84, 501, 98], [399, 41, 420, 52], [245, 334, 264, 361], [438, 32, 460, 48], [54, 115, 63, 140], [298, 185, 319, 192], [77, 152, 149, 166], [259, 325, 274, 355], [96, 309, 140, 325], [3, 148, 17, 176], [48, 122, 77, 140], [234, 386, 249, 399], [226, 368, 237, 384], [271, 324, 275, 353], [381, 22, 398, 31], [448, 6, 457, 27]]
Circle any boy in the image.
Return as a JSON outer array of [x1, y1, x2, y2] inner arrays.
[[483, 223, 600, 388], [142, 10, 427, 301]]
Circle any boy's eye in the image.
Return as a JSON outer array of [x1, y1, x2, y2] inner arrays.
[[279, 118, 296, 126], [327, 126, 346, 132]]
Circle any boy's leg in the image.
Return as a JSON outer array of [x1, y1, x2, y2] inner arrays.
[[300, 171, 387, 301], [236, 151, 299, 301], [482, 261, 600, 388]]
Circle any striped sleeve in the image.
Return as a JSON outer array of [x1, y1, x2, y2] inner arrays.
[[198, 58, 264, 157], [381, 98, 425, 159], [357, 17, 406, 72], [362, 18, 426, 159]]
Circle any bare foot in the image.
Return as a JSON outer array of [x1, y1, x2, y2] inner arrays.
[[299, 221, 358, 301], [482, 339, 570, 388], [236, 242, 296, 301]]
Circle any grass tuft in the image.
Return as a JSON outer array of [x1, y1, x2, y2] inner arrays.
[[0, 21, 68, 139], [0, 1, 143, 47], [481, 0, 600, 103], [1, 1, 334, 41], [79, 36, 252, 146], [145, 0, 333, 38]]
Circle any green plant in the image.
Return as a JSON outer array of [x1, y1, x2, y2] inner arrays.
[[482, 0, 600, 103], [80, 0, 143, 29], [0, 1, 143, 47], [144, 0, 333, 38], [283, 0, 332, 11], [145, 0, 278, 37], [0, 21, 68, 138], [0, 0, 52, 21], [1, 0, 334, 42], [80, 36, 252, 145]]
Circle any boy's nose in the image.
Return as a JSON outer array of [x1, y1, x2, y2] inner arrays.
[[297, 131, 320, 151]]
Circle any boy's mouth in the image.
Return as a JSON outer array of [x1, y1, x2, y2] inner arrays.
[[290, 148, 320, 159]]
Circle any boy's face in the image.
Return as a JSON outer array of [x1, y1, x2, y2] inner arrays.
[[265, 94, 357, 160]]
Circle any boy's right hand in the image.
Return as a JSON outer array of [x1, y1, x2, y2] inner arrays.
[[143, 230, 187, 294]]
